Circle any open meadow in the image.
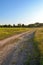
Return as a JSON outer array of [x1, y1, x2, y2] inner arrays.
[[0, 28, 33, 40]]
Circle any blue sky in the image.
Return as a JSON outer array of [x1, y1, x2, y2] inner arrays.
[[0, 0, 43, 25]]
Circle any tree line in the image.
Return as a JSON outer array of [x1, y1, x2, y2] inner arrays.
[[0, 23, 43, 27]]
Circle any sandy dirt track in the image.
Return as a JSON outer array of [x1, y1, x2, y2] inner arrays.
[[0, 31, 39, 65]]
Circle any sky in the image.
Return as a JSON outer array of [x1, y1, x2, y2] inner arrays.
[[0, 0, 43, 25]]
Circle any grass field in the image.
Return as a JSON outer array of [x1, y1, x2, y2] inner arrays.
[[0, 28, 32, 40], [34, 27, 43, 65], [0, 27, 43, 65]]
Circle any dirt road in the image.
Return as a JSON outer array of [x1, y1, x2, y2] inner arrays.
[[0, 31, 39, 65], [0, 31, 30, 47]]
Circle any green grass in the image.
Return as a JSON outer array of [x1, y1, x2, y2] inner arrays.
[[0, 28, 32, 40], [34, 28, 43, 65]]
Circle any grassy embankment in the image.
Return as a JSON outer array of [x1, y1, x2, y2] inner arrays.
[[0, 28, 33, 40], [34, 28, 43, 65]]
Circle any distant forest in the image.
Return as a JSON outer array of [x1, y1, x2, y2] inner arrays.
[[0, 23, 43, 27]]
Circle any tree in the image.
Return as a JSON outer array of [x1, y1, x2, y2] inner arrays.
[[13, 24, 15, 27], [17, 24, 22, 27], [22, 24, 25, 27], [7, 24, 12, 27]]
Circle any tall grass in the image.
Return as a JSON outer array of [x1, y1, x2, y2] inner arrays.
[[0, 28, 32, 40], [34, 28, 43, 65]]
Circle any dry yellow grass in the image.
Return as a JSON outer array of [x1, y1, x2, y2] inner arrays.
[[0, 28, 32, 40]]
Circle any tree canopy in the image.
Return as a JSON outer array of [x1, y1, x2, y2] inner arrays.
[[0, 23, 43, 28]]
